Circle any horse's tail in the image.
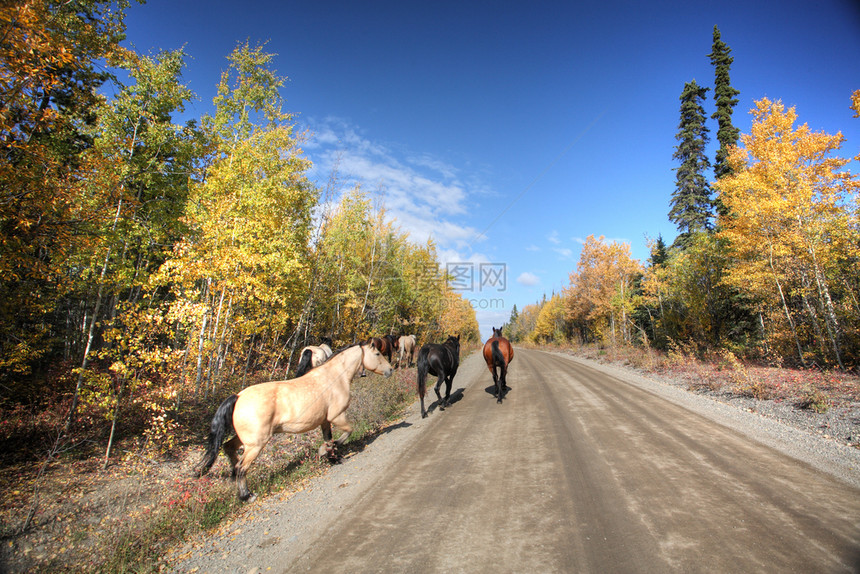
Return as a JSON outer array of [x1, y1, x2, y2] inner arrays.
[[196, 394, 238, 477], [492, 340, 504, 367], [417, 348, 429, 398], [295, 348, 313, 377]]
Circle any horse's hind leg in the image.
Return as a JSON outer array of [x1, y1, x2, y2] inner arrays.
[[223, 436, 243, 480], [444, 375, 453, 408], [235, 444, 264, 502], [501, 363, 508, 395], [434, 371, 446, 411], [330, 412, 353, 454]]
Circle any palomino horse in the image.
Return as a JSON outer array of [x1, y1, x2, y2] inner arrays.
[[295, 337, 333, 376], [397, 334, 417, 368], [196, 342, 393, 501], [482, 327, 514, 403], [416, 334, 460, 418]]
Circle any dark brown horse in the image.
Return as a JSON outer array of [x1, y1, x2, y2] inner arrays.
[[367, 334, 398, 363], [416, 334, 460, 418], [196, 343, 393, 501], [482, 326, 513, 403]]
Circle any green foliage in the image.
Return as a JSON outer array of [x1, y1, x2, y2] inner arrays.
[[670, 80, 713, 245], [708, 26, 741, 183]]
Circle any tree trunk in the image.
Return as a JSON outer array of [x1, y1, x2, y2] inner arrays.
[[194, 280, 211, 399], [103, 376, 128, 469], [766, 239, 806, 367], [810, 258, 844, 369]]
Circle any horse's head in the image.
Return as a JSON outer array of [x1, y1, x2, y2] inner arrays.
[[361, 343, 393, 377], [492, 326, 503, 338], [445, 334, 461, 356], [387, 334, 399, 350]]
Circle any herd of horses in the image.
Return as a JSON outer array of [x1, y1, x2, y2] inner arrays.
[[196, 328, 513, 501]]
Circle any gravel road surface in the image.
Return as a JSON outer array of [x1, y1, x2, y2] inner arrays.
[[167, 348, 860, 573]]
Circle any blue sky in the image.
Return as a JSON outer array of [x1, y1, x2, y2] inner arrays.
[[123, 0, 860, 340]]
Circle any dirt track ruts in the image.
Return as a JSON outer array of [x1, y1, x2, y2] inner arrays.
[[168, 348, 860, 573]]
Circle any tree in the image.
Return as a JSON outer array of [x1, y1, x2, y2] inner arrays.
[[564, 235, 642, 346], [715, 98, 859, 367], [504, 304, 519, 336], [159, 41, 317, 395], [439, 289, 480, 342], [0, 0, 130, 386], [65, 47, 198, 441], [670, 80, 712, 246], [507, 302, 541, 343], [708, 26, 740, 183], [531, 293, 566, 343]]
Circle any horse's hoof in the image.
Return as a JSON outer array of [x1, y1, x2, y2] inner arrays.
[[247, 492, 257, 503]]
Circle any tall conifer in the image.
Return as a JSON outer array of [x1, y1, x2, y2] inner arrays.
[[670, 80, 712, 247], [708, 26, 740, 182]]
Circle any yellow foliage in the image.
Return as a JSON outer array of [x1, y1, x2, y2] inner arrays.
[[714, 97, 859, 365], [440, 289, 480, 342], [564, 235, 642, 345]]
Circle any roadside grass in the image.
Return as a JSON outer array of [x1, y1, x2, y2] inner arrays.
[[556, 342, 858, 412]]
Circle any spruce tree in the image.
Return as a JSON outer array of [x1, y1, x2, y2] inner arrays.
[[708, 26, 741, 182], [649, 235, 668, 266], [670, 80, 712, 247]]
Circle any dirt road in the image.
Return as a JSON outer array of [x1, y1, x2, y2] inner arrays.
[[170, 349, 860, 573]]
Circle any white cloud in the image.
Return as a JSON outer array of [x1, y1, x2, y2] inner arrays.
[[517, 272, 541, 286], [547, 230, 561, 244], [525, 245, 540, 252], [553, 247, 573, 259], [305, 118, 484, 251]]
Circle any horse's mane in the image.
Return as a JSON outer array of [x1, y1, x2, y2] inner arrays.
[[328, 342, 362, 358]]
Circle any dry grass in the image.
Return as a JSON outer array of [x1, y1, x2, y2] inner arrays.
[[565, 343, 859, 412]]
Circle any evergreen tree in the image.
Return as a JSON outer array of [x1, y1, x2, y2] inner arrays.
[[509, 304, 519, 325], [708, 26, 740, 183], [649, 235, 668, 266], [669, 80, 712, 247]]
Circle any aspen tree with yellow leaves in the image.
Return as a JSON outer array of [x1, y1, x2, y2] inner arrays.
[[439, 288, 480, 342], [715, 98, 860, 367], [530, 293, 567, 343], [564, 235, 643, 346]]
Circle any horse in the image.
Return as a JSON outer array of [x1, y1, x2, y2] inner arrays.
[[397, 334, 417, 368], [384, 334, 399, 359], [482, 326, 514, 404], [367, 335, 398, 363], [196, 342, 393, 501], [295, 337, 333, 377], [416, 334, 460, 418]]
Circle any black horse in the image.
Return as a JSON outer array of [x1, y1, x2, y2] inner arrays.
[[416, 334, 460, 418]]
